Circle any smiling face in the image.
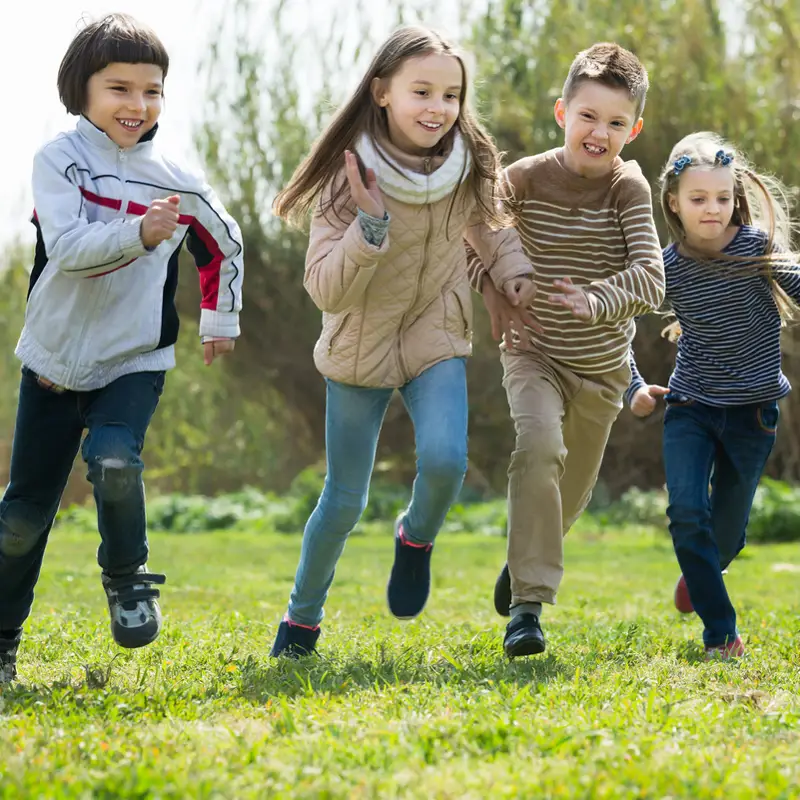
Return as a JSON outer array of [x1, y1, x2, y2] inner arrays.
[[373, 52, 463, 156], [84, 62, 164, 148], [554, 80, 642, 178], [669, 166, 738, 251]]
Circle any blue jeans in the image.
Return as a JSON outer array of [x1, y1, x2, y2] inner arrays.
[[662, 396, 777, 647], [287, 358, 468, 627], [0, 368, 164, 631]]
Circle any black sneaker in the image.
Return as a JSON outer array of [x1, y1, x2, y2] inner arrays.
[[101, 566, 166, 649], [270, 619, 320, 658], [0, 629, 20, 685], [494, 563, 512, 617], [504, 613, 546, 658], [387, 521, 433, 619]]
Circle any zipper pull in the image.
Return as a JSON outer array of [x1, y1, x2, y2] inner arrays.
[[423, 157, 431, 174]]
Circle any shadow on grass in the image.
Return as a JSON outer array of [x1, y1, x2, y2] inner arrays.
[[236, 632, 575, 703]]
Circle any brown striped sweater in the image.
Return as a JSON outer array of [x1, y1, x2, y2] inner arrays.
[[468, 148, 665, 374]]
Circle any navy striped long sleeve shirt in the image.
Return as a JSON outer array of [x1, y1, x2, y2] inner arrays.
[[628, 225, 800, 406]]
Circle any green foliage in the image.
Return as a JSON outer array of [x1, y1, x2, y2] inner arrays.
[[749, 477, 800, 544], [55, 477, 800, 545], [597, 486, 670, 529], [592, 479, 800, 545]]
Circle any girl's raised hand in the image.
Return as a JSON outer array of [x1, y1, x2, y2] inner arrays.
[[344, 150, 385, 219]]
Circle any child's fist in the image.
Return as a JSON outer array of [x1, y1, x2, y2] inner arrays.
[[203, 337, 235, 366], [630, 384, 669, 418], [141, 195, 180, 249]]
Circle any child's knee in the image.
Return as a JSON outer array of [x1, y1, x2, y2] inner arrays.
[[667, 500, 710, 547], [0, 501, 50, 558], [84, 424, 143, 503], [317, 481, 368, 532], [417, 441, 467, 487], [512, 423, 565, 472]]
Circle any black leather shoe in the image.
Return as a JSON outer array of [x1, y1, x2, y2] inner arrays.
[[503, 613, 546, 658]]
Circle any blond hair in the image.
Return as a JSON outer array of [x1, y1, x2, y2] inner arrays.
[[659, 131, 799, 340]]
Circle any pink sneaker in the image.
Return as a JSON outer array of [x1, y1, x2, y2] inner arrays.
[[674, 574, 694, 614], [704, 636, 745, 661]]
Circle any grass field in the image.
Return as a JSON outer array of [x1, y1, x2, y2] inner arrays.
[[1, 522, 799, 798]]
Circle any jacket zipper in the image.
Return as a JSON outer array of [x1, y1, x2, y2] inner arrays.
[[328, 313, 351, 354], [66, 148, 128, 387], [398, 156, 433, 382]]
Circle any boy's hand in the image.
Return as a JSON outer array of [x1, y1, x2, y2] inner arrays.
[[203, 337, 236, 366], [482, 277, 543, 349], [344, 150, 385, 219], [141, 195, 180, 249], [501, 276, 536, 308], [630, 385, 669, 418], [548, 277, 592, 320]]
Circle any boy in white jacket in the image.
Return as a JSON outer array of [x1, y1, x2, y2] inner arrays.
[[0, 13, 244, 683]]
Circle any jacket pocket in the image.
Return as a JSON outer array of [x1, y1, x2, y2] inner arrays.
[[453, 288, 471, 337], [443, 285, 472, 340], [327, 313, 352, 355]]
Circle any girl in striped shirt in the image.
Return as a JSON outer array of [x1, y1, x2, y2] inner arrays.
[[629, 131, 800, 660]]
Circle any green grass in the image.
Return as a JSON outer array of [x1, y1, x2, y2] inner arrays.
[[2, 522, 799, 798]]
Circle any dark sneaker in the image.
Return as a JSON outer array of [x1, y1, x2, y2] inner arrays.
[[0, 630, 20, 685], [503, 613, 546, 658], [270, 619, 320, 658], [705, 635, 745, 661], [101, 566, 166, 649], [386, 521, 433, 619], [674, 574, 694, 614], [494, 563, 512, 617]]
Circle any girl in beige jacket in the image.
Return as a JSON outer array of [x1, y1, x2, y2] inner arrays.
[[269, 25, 535, 658]]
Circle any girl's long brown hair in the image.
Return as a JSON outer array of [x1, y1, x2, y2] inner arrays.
[[273, 25, 510, 231], [659, 131, 799, 339]]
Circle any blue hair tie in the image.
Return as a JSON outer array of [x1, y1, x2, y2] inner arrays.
[[715, 149, 734, 167], [673, 155, 692, 175]]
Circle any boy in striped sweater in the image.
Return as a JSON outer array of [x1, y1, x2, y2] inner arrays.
[[469, 43, 665, 657]]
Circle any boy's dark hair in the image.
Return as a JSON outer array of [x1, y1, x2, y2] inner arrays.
[[57, 13, 169, 115], [562, 43, 648, 118]]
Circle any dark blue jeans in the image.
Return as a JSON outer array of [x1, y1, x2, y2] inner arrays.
[[662, 396, 778, 647], [0, 368, 164, 631]]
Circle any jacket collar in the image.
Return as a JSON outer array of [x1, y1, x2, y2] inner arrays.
[[76, 115, 159, 153]]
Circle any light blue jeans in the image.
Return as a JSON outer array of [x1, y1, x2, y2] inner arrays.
[[286, 358, 468, 627]]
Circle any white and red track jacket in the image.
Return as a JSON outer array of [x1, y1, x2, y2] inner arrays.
[[18, 115, 244, 391]]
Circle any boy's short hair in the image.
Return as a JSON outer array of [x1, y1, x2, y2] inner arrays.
[[562, 43, 648, 118], [57, 13, 170, 115]]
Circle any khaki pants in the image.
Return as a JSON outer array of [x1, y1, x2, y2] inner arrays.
[[502, 350, 631, 606]]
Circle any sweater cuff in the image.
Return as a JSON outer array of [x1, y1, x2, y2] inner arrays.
[[585, 290, 606, 324], [357, 209, 390, 248]]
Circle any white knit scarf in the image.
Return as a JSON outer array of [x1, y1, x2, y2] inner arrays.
[[355, 131, 471, 205]]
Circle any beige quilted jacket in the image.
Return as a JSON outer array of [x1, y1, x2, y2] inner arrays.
[[304, 134, 532, 388]]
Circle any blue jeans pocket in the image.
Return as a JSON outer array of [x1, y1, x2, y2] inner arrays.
[[756, 402, 779, 434]]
